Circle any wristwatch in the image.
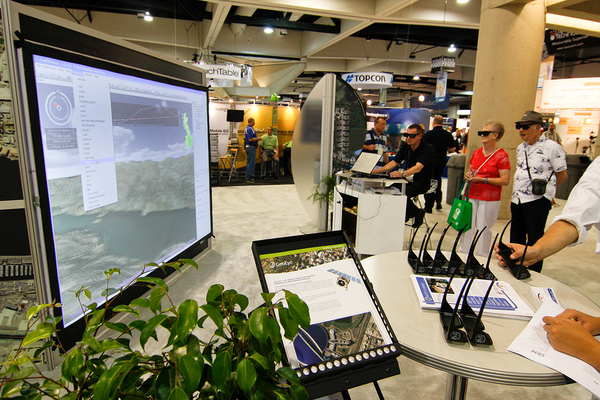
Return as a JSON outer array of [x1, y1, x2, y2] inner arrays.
[[485, 177, 489, 184], [401, 171, 405, 178]]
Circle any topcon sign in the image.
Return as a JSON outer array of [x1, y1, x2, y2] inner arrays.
[[342, 72, 393, 89]]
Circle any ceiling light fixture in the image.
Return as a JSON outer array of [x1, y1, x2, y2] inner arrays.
[[264, 27, 274, 34], [457, 0, 469, 3], [448, 44, 457, 52], [413, 76, 420, 81], [366, 99, 372, 106], [137, 11, 153, 21], [366, 35, 372, 42], [418, 95, 425, 102], [280, 29, 288, 36], [409, 53, 416, 59]]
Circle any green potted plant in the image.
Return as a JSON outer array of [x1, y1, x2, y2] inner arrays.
[[0, 260, 310, 400]]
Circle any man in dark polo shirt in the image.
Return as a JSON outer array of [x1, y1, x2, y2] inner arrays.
[[423, 115, 456, 213], [373, 124, 434, 228]]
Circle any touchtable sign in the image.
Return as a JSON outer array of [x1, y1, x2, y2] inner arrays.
[[197, 63, 242, 80], [342, 72, 393, 89]]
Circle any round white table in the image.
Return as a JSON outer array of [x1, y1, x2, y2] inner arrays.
[[360, 251, 600, 400]]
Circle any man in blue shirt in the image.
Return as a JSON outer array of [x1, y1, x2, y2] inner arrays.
[[244, 117, 261, 182], [362, 116, 389, 167]]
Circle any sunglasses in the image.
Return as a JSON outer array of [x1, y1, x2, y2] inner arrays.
[[477, 131, 494, 137], [515, 123, 532, 130], [404, 133, 419, 138]]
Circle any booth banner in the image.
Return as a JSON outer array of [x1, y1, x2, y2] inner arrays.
[[538, 56, 555, 90], [240, 65, 253, 87], [409, 94, 450, 111], [541, 78, 600, 109], [545, 30, 600, 55], [436, 71, 448, 103], [341, 72, 393, 89]]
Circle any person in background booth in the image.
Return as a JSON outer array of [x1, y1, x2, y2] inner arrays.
[[362, 116, 389, 167], [258, 126, 279, 179], [544, 122, 562, 145], [510, 110, 567, 273], [244, 117, 261, 183], [373, 124, 434, 229], [458, 120, 511, 256], [281, 140, 292, 176], [423, 115, 456, 213]]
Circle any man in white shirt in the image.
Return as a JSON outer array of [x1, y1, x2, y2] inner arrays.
[[510, 110, 568, 272]]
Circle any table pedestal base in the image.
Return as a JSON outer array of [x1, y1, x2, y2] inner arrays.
[[445, 374, 468, 400]]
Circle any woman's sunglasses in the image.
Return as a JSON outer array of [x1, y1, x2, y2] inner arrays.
[[477, 131, 494, 137]]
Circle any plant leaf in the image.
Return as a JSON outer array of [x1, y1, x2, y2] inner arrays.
[[94, 362, 134, 400], [33, 340, 55, 358], [26, 304, 51, 321], [137, 276, 168, 292], [200, 304, 224, 333], [284, 291, 310, 328], [105, 321, 128, 333], [179, 354, 202, 395], [176, 299, 198, 342], [22, 325, 54, 347], [150, 289, 165, 314], [236, 358, 257, 393], [61, 347, 84, 383], [206, 284, 224, 302], [130, 298, 151, 308], [186, 334, 200, 359], [167, 386, 188, 400], [289, 384, 309, 400], [277, 366, 301, 385], [155, 366, 176, 400], [211, 349, 232, 392], [249, 307, 270, 343], [140, 314, 169, 350], [278, 307, 298, 341], [261, 292, 275, 306], [113, 305, 140, 318], [234, 294, 249, 311]]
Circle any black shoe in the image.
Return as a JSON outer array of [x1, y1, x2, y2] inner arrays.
[[436, 203, 442, 210], [425, 208, 433, 214], [412, 210, 425, 228]]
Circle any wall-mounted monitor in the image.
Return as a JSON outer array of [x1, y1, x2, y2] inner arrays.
[[226, 109, 245, 122], [18, 40, 212, 349]]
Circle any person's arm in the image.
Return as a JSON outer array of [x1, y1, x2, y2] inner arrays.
[[372, 160, 399, 174], [274, 138, 279, 159], [467, 169, 510, 186], [542, 312, 600, 371], [495, 220, 579, 265], [402, 162, 424, 178], [556, 169, 568, 186], [363, 143, 376, 151]]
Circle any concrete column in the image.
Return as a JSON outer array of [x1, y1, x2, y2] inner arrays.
[[468, 0, 545, 219]]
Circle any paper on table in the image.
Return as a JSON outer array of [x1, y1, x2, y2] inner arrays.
[[508, 300, 600, 398]]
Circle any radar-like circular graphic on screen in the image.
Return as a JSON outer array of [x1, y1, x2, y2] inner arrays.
[[45, 90, 73, 125]]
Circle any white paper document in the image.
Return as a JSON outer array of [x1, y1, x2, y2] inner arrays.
[[410, 275, 535, 319], [508, 300, 600, 398]]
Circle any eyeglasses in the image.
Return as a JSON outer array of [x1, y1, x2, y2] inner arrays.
[[404, 133, 419, 138], [515, 123, 532, 130], [477, 131, 494, 137]]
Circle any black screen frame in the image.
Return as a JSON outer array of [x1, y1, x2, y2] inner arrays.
[[18, 39, 212, 350], [226, 109, 245, 122]]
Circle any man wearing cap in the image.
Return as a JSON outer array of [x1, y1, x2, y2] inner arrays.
[[373, 123, 434, 228], [511, 110, 568, 272]]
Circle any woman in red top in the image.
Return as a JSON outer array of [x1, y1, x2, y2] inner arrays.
[[459, 120, 511, 256]]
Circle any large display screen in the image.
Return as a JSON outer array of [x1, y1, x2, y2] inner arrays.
[[22, 45, 211, 341]]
